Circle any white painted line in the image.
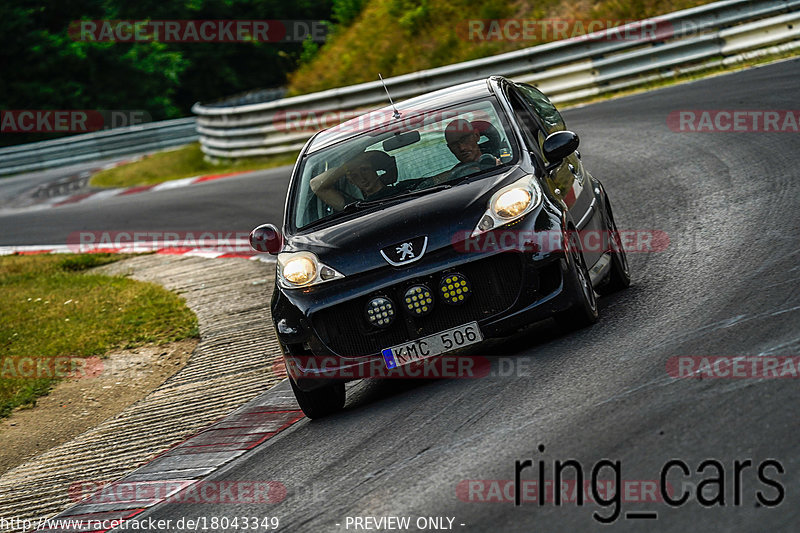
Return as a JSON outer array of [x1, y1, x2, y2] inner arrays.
[[39, 195, 69, 207], [80, 188, 125, 202], [0, 241, 262, 259], [0, 245, 72, 255], [181, 249, 227, 258], [151, 177, 199, 191]]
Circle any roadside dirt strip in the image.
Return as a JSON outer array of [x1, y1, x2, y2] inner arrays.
[[0, 255, 303, 532]]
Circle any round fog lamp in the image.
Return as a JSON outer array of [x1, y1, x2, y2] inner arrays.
[[403, 285, 433, 316], [440, 273, 471, 305], [366, 296, 395, 328]]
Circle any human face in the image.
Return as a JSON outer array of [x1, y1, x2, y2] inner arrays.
[[345, 160, 381, 194], [446, 130, 481, 163]]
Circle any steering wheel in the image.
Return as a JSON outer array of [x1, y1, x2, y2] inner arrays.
[[451, 161, 480, 180], [478, 153, 497, 169], [451, 154, 497, 180]]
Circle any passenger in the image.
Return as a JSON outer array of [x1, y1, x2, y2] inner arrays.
[[310, 151, 395, 211]]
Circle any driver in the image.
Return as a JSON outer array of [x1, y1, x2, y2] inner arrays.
[[310, 151, 395, 211], [445, 119, 484, 164], [426, 119, 500, 185]]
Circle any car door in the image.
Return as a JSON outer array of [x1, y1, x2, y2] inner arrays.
[[509, 83, 603, 266]]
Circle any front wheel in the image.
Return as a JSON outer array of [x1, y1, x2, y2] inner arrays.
[[554, 230, 599, 330], [289, 375, 345, 419]]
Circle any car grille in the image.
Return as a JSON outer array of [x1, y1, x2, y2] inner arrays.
[[312, 252, 524, 357]]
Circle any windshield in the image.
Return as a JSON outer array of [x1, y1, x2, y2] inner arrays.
[[291, 98, 518, 230]]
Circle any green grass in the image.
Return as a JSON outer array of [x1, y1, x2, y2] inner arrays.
[[288, 0, 719, 95], [0, 253, 198, 419], [89, 143, 299, 188]]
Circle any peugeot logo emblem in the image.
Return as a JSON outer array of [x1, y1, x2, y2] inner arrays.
[[396, 242, 415, 261], [380, 236, 428, 266]]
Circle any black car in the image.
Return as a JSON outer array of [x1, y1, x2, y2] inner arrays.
[[250, 76, 630, 418]]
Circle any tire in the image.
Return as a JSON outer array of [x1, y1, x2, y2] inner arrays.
[[554, 229, 599, 330], [289, 375, 345, 419], [596, 197, 630, 295]]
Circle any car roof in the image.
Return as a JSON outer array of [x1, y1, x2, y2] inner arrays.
[[306, 77, 505, 153]]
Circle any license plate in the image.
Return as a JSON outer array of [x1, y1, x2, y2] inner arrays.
[[382, 322, 483, 369]]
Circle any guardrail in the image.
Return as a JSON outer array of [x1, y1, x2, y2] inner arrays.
[[193, 0, 800, 160], [0, 117, 197, 176], [2, 0, 798, 175]]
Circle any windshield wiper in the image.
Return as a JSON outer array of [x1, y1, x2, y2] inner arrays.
[[343, 184, 452, 211]]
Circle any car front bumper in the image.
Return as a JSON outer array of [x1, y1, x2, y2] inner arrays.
[[271, 206, 581, 391]]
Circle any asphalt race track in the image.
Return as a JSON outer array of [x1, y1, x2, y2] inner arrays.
[[2, 58, 799, 531], [0, 163, 290, 245]]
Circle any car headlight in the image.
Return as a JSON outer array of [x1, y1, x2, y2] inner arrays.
[[494, 188, 532, 219], [472, 175, 542, 237], [277, 251, 344, 289], [283, 256, 316, 285]]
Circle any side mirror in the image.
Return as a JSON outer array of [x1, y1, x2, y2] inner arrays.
[[250, 224, 283, 255], [543, 131, 580, 171]]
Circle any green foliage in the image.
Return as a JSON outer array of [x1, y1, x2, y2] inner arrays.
[[0, 254, 198, 419], [332, 0, 366, 26], [396, 0, 429, 35], [58, 253, 122, 272], [1, 0, 720, 148], [476, 0, 508, 20], [288, 0, 718, 95], [299, 34, 321, 64], [0, 0, 334, 146]]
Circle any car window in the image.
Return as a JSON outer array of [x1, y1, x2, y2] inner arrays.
[[508, 93, 542, 151], [292, 98, 519, 230], [515, 83, 565, 134], [365, 129, 457, 181]]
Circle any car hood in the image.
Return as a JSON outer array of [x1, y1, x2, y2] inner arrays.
[[283, 166, 530, 275]]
